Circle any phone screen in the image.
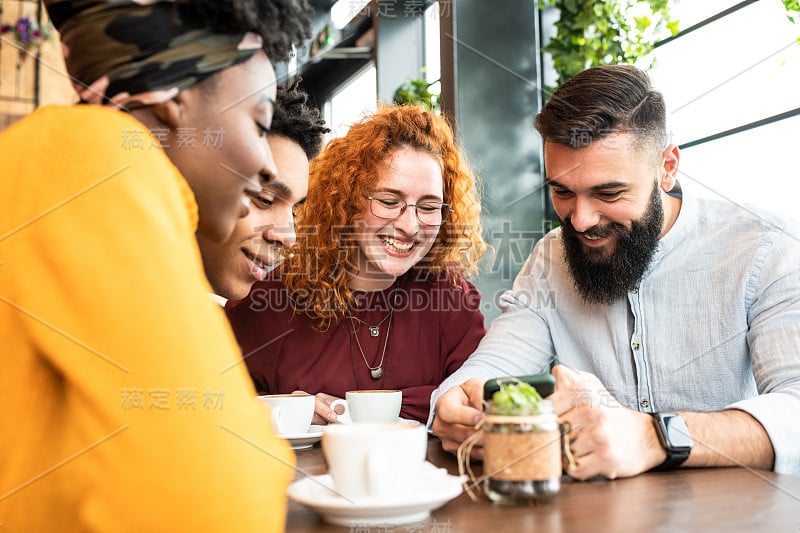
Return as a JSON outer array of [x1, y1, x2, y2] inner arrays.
[[483, 373, 555, 401]]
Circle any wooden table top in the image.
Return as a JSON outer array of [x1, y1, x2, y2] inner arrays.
[[287, 436, 800, 532]]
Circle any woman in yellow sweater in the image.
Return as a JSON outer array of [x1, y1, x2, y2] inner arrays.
[[0, 1, 311, 531]]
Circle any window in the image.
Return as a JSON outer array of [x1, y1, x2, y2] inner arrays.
[[323, 63, 377, 139], [648, 0, 800, 218], [424, 1, 441, 92]]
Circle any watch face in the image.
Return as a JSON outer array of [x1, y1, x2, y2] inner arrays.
[[663, 415, 693, 449]]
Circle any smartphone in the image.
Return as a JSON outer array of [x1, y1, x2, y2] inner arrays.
[[483, 372, 555, 401]]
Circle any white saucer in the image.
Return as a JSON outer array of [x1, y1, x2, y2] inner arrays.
[[287, 462, 465, 526], [277, 425, 324, 450]]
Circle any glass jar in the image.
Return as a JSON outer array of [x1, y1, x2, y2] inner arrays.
[[482, 400, 561, 504]]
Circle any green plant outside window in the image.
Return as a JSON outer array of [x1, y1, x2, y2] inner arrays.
[[538, 0, 679, 90]]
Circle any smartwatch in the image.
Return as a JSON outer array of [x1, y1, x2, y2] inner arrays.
[[651, 412, 692, 471]]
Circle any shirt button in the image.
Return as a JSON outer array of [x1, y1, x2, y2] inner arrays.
[[631, 341, 640, 350], [640, 399, 650, 408]]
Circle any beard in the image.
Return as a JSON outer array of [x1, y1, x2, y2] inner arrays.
[[560, 182, 664, 305]]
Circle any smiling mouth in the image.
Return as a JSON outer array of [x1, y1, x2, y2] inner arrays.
[[577, 232, 613, 251], [381, 236, 415, 253], [243, 248, 269, 267], [242, 249, 276, 280]]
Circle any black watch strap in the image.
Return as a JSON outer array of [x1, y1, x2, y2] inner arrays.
[[651, 448, 690, 471], [651, 412, 692, 471]]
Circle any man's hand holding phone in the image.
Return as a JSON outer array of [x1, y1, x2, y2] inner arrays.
[[431, 378, 486, 458], [433, 373, 557, 459]]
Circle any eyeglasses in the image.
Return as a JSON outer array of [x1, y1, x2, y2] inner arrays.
[[366, 193, 452, 226]]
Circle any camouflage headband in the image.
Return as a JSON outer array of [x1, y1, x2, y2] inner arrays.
[[45, 0, 263, 108]]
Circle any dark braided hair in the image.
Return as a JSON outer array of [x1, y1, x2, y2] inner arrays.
[[186, 0, 313, 62], [271, 80, 330, 159]]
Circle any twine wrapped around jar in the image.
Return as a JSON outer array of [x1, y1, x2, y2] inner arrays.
[[458, 401, 576, 504], [482, 413, 562, 481]]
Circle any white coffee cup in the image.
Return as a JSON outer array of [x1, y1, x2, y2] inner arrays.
[[329, 390, 402, 424], [257, 393, 314, 435], [322, 421, 427, 499]]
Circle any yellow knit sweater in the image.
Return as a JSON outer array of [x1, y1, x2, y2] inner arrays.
[[0, 106, 294, 532]]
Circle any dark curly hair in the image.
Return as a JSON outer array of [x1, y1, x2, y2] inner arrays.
[[271, 80, 330, 159], [187, 0, 313, 62]]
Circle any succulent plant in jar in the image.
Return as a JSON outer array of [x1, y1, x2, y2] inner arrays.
[[482, 381, 562, 504]]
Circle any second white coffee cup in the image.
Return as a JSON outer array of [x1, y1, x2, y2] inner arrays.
[[329, 390, 402, 423]]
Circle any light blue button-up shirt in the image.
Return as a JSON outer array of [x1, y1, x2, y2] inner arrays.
[[431, 191, 800, 474]]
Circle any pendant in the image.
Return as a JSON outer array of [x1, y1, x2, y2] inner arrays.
[[369, 326, 380, 337], [370, 367, 383, 379]]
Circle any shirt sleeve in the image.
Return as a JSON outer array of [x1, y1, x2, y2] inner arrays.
[[728, 222, 800, 474], [1, 107, 294, 531], [427, 249, 556, 427]]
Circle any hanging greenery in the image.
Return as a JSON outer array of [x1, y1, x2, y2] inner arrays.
[[782, 0, 799, 24], [538, 0, 680, 89], [392, 73, 440, 112]]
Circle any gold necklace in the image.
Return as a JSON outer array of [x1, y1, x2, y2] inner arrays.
[[350, 308, 393, 380]]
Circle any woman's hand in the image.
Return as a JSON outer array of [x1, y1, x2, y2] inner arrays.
[[292, 391, 343, 424]]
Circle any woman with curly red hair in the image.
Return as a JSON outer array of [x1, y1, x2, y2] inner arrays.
[[226, 104, 489, 424]]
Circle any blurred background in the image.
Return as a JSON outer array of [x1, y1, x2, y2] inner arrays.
[[2, 0, 798, 319]]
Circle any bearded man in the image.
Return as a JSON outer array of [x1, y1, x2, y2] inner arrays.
[[429, 64, 800, 478]]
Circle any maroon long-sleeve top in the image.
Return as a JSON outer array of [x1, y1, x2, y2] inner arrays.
[[225, 272, 486, 423]]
